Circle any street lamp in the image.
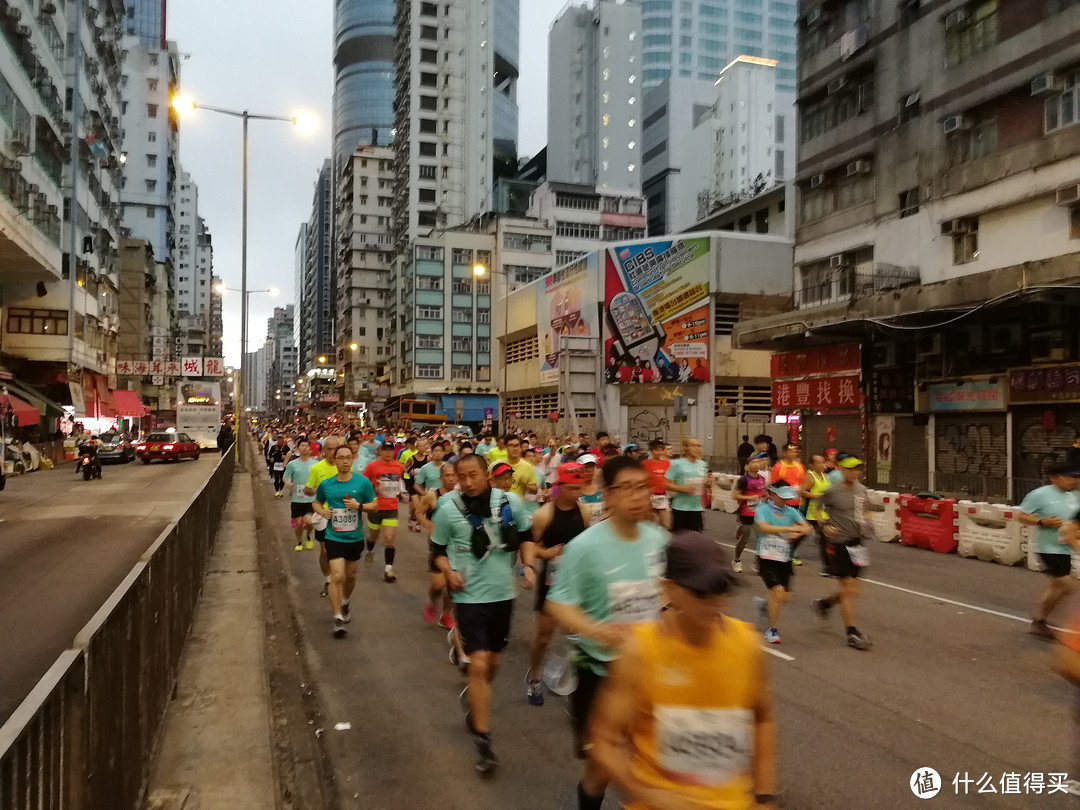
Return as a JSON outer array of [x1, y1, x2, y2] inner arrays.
[[350, 343, 358, 351], [318, 356, 327, 364], [172, 94, 314, 464]]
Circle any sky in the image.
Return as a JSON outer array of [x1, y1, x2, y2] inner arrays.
[[169, 0, 566, 366]]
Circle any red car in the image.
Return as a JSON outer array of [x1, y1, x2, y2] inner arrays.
[[136, 432, 201, 464]]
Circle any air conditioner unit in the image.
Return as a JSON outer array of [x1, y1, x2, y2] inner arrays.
[[940, 218, 970, 236], [871, 342, 897, 369], [827, 77, 848, 96], [1056, 184, 1080, 207], [944, 9, 968, 29], [809, 173, 826, 189], [847, 159, 872, 176], [989, 324, 1022, 354], [916, 333, 942, 357], [943, 115, 971, 134], [1031, 73, 1063, 96], [829, 254, 845, 268]]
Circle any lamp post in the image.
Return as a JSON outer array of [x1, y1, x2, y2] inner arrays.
[[472, 263, 506, 431], [172, 95, 314, 464]]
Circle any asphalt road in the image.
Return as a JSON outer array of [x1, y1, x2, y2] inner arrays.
[[0, 453, 218, 724], [257, 473, 1080, 810]]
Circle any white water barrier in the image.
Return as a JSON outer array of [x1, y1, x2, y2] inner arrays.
[[866, 490, 900, 543]]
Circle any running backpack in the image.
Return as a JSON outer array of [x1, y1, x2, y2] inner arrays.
[[450, 489, 522, 558]]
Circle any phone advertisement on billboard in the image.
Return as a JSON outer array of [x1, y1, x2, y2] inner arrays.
[[603, 238, 711, 384], [537, 253, 599, 386]]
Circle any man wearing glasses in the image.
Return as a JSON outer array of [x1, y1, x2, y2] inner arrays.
[[546, 456, 669, 810]]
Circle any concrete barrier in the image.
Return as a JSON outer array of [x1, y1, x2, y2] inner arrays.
[[711, 473, 740, 513], [866, 490, 900, 543], [956, 501, 1026, 566]]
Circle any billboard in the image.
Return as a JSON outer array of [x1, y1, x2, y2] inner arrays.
[[537, 254, 599, 386], [603, 238, 711, 384]]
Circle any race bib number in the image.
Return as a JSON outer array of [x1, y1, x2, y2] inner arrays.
[[757, 535, 790, 563], [646, 548, 666, 579], [651, 494, 670, 510], [273, 462, 285, 471], [607, 579, 660, 625], [380, 477, 402, 498], [331, 508, 359, 533], [655, 706, 752, 786], [588, 501, 604, 523], [847, 544, 869, 567]]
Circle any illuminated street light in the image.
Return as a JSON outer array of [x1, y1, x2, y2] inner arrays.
[[350, 343, 358, 351], [473, 264, 487, 277], [318, 356, 327, 364]]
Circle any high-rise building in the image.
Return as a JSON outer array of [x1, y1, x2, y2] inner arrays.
[[265, 306, 296, 410], [332, 0, 395, 162], [174, 170, 213, 356], [301, 160, 335, 372], [293, 222, 308, 363], [208, 274, 223, 358], [124, 0, 167, 50], [547, 0, 643, 194], [335, 145, 394, 402], [638, 0, 797, 92]]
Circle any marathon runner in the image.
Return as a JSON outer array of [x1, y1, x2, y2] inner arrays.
[[770, 443, 806, 565], [754, 484, 811, 644], [577, 454, 606, 524], [505, 435, 538, 501], [304, 435, 345, 598], [490, 461, 514, 493], [312, 444, 378, 637], [545, 456, 668, 810], [431, 452, 536, 776], [525, 461, 593, 707], [665, 437, 708, 533], [589, 531, 777, 810], [268, 435, 289, 498], [400, 437, 421, 533], [800, 453, 834, 577], [813, 454, 873, 651], [732, 453, 768, 573], [362, 442, 406, 583], [418, 461, 458, 629], [1019, 462, 1080, 638], [283, 439, 318, 551], [641, 439, 671, 529], [522, 446, 548, 516]]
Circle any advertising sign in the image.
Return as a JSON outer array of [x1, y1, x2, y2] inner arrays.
[[1009, 365, 1080, 404], [771, 375, 861, 412], [929, 380, 1006, 411], [771, 344, 861, 377], [538, 254, 598, 386], [603, 237, 711, 384]]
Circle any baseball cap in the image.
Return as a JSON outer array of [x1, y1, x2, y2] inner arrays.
[[489, 461, 513, 477], [577, 453, 598, 465], [665, 532, 734, 596], [557, 461, 589, 484], [769, 484, 800, 500], [1049, 462, 1080, 477], [837, 454, 863, 469], [749, 451, 769, 460], [380, 441, 395, 451]]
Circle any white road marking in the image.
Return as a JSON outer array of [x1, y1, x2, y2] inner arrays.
[[761, 645, 795, 661]]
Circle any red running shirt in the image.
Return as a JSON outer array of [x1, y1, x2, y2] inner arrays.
[[642, 458, 671, 495], [363, 459, 405, 510]]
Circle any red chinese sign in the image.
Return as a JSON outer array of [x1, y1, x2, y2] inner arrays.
[[1009, 365, 1080, 403], [772, 375, 861, 412], [771, 344, 861, 378]]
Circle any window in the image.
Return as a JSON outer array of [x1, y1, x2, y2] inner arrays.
[[1046, 71, 1080, 133], [147, 104, 158, 118], [147, 131, 157, 143], [477, 310, 491, 324], [418, 188, 437, 203], [556, 250, 587, 265], [555, 221, 601, 239], [145, 179, 157, 192], [800, 75, 875, 142], [146, 154, 157, 167], [417, 335, 443, 349], [800, 171, 874, 223], [416, 364, 443, 379], [899, 188, 920, 218], [452, 279, 472, 293], [416, 246, 443, 260], [451, 366, 472, 381], [451, 308, 471, 322], [947, 118, 997, 165], [419, 118, 437, 134], [417, 306, 443, 319], [503, 232, 552, 251], [6, 308, 68, 335], [452, 337, 473, 351], [555, 193, 600, 211], [416, 276, 442, 290], [898, 92, 921, 124], [146, 206, 155, 218], [945, 1, 998, 66], [504, 265, 548, 285], [951, 218, 979, 264]]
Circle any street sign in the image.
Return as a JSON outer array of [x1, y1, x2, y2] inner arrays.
[[182, 357, 204, 377]]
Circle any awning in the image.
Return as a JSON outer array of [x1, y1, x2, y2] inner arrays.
[[0, 393, 41, 427], [94, 376, 115, 418], [5, 380, 65, 417], [111, 389, 148, 417]]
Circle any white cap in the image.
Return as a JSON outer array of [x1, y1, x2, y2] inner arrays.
[[577, 453, 598, 465]]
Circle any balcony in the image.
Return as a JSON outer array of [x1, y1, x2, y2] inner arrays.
[[797, 263, 920, 309], [0, 159, 62, 282]]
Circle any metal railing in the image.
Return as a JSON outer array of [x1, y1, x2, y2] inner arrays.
[[0, 449, 235, 810]]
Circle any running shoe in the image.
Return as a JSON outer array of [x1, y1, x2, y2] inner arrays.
[[384, 566, 397, 583], [846, 631, 872, 651], [765, 627, 781, 644], [526, 677, 545, 706], [792, 556, 803, 566], [364, 550, 374, 568], [304, 535, 314, 550], [1030, 619, 1057, 639], [342, 602, 351, 622], [319, 582, 329, 598], [294, 542, 303, 552], [753, 596, 768, 626], [811, 598, 832, 621], [333, 617, 347, 638], [731, 559, 743, 574], [475, 738, 498, 776], [438, 612, 456, 630], [423, 603, 437, 625]]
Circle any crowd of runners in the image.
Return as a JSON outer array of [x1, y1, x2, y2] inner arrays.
[[251, 420, 1080, 806]]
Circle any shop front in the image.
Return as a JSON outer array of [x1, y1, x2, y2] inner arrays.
[[1008, 365, 1080, 501]]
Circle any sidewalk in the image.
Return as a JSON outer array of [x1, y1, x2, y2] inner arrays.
[[143, 473, 277, 810]]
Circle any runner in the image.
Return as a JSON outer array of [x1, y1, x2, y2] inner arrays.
[[754, 484, 811, 644], [665, 437, 708, 533], [824, 448, 843, 484], [474, 433, 494, 459], [1019, 463, 1080, 639], [400, 437, 421, 532], [641, 439, 671, 530], [304, 435, 345, 598], [431, 452, 536, 776], [312, 444, 378, 637], [490, 460, 514, 493], [545, 456, 669, 810], [526, 461, 593, 706], [800, 453, 834, 577], [413, 440, 447, 497], [732, 453, 768, 573], [486, 435, 509, 465], [522, 446, 548, 516], [577, 454, 606, 524], [505, 435, 539, 501], [362, 442, 406, 583], [588, 531, 777, 810], [268, 435, 289, 498], [812, 454, 874, 651], [418, 461, 458, 629], [283, 440, 318, 551]]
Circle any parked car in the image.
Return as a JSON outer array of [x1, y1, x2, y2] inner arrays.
[[136, 432, 201, 464], [97, 433, 134, 463]]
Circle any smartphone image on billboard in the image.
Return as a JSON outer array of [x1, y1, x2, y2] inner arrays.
[[607, 291, 665, 369]]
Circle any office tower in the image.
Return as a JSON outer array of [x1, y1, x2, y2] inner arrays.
[[301, 160, 335, 372], [332, 0, 396, 161]]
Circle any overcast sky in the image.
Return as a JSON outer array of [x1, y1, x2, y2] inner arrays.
[[169, 0, 565, 365]]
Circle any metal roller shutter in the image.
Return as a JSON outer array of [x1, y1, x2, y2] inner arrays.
[[1012, 405, 1080, 501], [886, 416, 929, 493], [802, 415, 863, 460], [933, 413, 1007, 501]]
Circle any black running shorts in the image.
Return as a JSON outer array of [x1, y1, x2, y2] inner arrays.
[[455, 599, 514, 655]]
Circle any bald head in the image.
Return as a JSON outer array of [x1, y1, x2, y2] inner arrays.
[[322, 435, 343, 458]]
